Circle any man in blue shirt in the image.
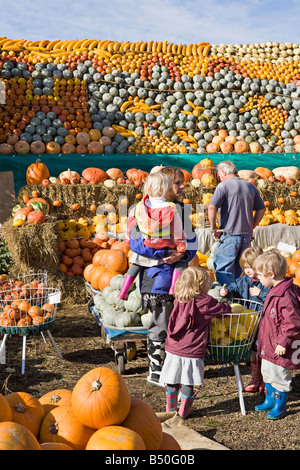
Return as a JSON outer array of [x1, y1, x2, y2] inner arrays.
[[208, 160, 266, 285]]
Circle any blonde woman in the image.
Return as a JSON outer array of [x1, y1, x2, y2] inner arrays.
[[160, 267, 231, 418], [121, 168, 197, 387], [119, 172, 187, 300]]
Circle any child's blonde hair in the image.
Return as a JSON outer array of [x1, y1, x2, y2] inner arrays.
[[143, 172, 174, 199], [174, 266, 210, 303], [240, 246, 264, 271], [253, 249, 287, 278]]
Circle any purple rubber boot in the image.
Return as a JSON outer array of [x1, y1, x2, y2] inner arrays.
[[118, 274, 135, 300], [169, 269, 182, 295]]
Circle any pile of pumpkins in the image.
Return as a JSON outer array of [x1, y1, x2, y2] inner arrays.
[[1, 36, 300, 155], [93, 273, 152, 329], [0, 366, 181, 450]]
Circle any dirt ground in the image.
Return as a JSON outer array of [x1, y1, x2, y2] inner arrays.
[[1, 301, 300, 451]]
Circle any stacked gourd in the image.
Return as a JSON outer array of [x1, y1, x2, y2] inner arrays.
[[0, 366, 181, 450], [1, 37, 300, 155], [93, 274, 152, 329]]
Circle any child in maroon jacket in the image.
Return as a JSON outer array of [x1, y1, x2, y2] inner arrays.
[[160, 266, 232, 419], [253, 250, 300, 420]]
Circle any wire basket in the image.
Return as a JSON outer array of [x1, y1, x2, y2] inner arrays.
[[206, 298, 263, 364], [0, 270, 48, 309], [0, 284, 61, 336]]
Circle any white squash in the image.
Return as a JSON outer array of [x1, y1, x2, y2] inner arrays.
[[272, 166, 300, 181]]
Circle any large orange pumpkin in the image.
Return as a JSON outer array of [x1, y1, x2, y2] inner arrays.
[[26, 159, 50, 185], [85, 426, 145, 450], [71, 367, 131, 429], [191, 163, 215, 179], [39, 405, 94, 450], [0, 422, 41, 450], [38, 389, 72, 416], [111, 240, 131, 256], [6, 392, 45, 438], [81, 167, 107, 184], [103, 249, 128, 274], [0, 393, 12, 423], [120, 398, 163, 450]]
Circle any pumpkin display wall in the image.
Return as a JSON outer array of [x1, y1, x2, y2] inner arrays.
[[1, 38, 300, 156]]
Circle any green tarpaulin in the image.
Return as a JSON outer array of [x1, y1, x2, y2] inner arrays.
[[0, 152, 299, 194]]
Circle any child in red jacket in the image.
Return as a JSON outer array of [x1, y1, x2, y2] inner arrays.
[[253, 250, 300, 420], [160, 266, 232, 419]]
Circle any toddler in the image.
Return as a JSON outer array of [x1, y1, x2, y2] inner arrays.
[[160, 266, 232, 419], [220, 246, 268, 393], [254, 250, 300, 419], [119, 172, 187, 300]]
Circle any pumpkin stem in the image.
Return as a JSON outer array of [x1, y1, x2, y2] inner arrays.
[[91, 380, 102, 392], [49, 394, 62, 404], [14, 403, 27, 413], [49, 421, 59, 434]]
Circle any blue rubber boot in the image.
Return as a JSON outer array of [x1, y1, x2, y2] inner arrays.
[[255, 383, 275, 412], [266, 390, 288, 420]]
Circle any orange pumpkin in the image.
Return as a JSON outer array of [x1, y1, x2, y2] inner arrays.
[[38, 389, 72, 416], [120, 398, 162, 450], [292, 250, 300, 262], [234, 140, 249, 153], [254, 167, 273, 179], [85, 426, 145, 450], [0, 422, 41, 450], [71, 367, 131, 429], [90, 266, 120, 291], [111, 241, 131, 256], [26, 159, 50, 185], [6, 392, 44, 438], [106, 168, 124, 180], [81, 167, 107, 184], [0, 393, 12, 423], [39, 405, 94, 450], [103, 249, 128, 274]]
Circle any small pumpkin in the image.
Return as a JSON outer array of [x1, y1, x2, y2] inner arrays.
[[27, 210, 46, 224]]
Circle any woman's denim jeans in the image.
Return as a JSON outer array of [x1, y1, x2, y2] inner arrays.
[[213, 233, 252, 286]]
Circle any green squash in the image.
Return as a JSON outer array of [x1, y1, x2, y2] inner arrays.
[[208, 282, 227, 302], [140, 311, 152, 329], [115, 310, 140, 328], [101, 307, 119, 326], [94, 294, 110, 313], [28, 201, 49, 213], [110, 274, 125, 290], [124, 290, 142, 313], [12, 203, 25, 216]]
